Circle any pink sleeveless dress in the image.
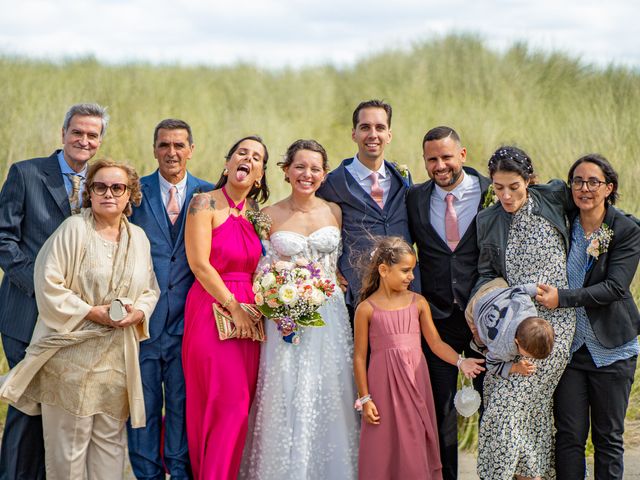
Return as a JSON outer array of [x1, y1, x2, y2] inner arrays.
[[358, 295, 442, 480], [182, 211, 262, 480]]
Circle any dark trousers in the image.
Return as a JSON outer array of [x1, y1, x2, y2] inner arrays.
[[0, 334, 46, 480], [423, 308, 484, 480], [127, 331, 191, 479], [554, 345, 637, 480]]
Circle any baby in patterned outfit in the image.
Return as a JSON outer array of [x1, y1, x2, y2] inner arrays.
[[466, 278, 554, 378]]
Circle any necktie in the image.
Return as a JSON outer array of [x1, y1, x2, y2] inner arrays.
[[369, 172, 384, 208], [167, 186, 180, 224], [445, 193, 460, 251], [66, 173, 82, 214]]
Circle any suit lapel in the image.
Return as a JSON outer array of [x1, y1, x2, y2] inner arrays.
[[382, 161, 403, 212], [41, 152, 71, 217], [336, 159, 382, 213], [584, 206, 615, 285], [143, 172, 173, 245], [418, 182, 450, 251], [171, 173, 199, 253]]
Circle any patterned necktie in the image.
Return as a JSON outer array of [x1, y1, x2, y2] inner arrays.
[[369, 172, 384, 208], [66, 173, 82, 214], [445, 193, 460, 251], [167, 186, 180, 225]]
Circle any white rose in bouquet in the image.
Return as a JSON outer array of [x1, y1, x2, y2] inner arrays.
[[278, 284, 298, 304], [260, 272, 277, 289], [309, 287, 326, 306]]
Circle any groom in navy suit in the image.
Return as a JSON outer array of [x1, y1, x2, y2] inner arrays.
[[317, 99, 417, 321], [0, 103, 109, 480], [127, 119, 213, 479]]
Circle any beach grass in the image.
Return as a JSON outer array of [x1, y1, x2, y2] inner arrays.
[[0, 33, 639, 446]]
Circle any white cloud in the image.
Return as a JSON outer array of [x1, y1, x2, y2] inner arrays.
[[0, 0, 637, 68]]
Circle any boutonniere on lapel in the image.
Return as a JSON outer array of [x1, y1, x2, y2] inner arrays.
[[585, 223, 613, 270], [482, 184, 498, 209], [392, 162, 410, 187]]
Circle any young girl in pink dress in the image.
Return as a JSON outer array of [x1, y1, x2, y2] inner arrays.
[[183, 136, 269, 480], [353, 237, 484, 480]]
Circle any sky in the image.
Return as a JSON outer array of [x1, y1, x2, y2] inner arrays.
[[1, 0, 638, 70]]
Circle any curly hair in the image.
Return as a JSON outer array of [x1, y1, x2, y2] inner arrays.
[[82, 158, 142, 217]]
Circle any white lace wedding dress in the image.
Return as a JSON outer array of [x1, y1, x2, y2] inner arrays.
[[240, 226, 359, 480]]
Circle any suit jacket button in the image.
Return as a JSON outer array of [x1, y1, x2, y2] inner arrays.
[[171, 256, 176, 262], [168, 284, 174, 290], [452, 279, 457, 284]]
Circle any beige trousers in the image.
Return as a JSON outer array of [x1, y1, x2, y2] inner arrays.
[[41, 403, 126, 480]]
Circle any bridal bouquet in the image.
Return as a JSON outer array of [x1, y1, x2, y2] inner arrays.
[[253, 258, 335, 344]]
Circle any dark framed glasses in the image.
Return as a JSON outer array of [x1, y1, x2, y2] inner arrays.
[[90, 182, 129, 197], [569, 177, 607, 192]]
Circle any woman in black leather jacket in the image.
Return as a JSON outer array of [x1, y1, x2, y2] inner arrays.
[[537, 154, 640, 480], [473, 146, 575, 480]]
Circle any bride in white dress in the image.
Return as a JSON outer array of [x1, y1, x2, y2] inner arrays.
[[241, 140, 359, 479]]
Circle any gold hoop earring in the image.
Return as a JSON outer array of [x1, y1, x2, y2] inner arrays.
[[254, 179, 261, 188], [223, 168, 229, 176]]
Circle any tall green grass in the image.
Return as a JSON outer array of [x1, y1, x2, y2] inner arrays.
[[1, 34, 639, 446]]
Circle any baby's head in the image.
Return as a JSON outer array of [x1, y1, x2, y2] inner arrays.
[[359, 236, 416, 301], [514, 317, 554, 359]]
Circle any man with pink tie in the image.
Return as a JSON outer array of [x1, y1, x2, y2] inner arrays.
[[406, 126, 491, 480]]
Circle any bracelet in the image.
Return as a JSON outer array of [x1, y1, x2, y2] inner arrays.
[[456, 355, 464, 370], [354, 394, 372, 412], [221, 293, 235, 309]]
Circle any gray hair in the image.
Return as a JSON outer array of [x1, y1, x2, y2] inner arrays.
[[62, 103, 110, 137]]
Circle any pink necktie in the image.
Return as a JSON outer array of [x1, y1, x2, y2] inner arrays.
[[445, 193, 460, 251], [369, 172, 384, 208], [167, 186, 180, 224]]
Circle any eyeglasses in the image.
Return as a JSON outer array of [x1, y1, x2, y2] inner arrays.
[[569, 177, 607, 192], [90, 182, 129, 197]]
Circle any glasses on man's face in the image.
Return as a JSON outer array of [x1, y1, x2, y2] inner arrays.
[[570, 177, 607, 192], [90, 182, 129, 197]]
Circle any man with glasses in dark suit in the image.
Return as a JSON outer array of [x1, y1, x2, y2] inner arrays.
[[0, 102, 108, 480]]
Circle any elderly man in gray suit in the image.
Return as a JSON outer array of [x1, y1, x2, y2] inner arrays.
[[317, 99, 417, 324], [0, 102, 109, 480]]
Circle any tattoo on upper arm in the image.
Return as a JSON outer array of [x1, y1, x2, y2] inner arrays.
[[188, 193, 216, 215]]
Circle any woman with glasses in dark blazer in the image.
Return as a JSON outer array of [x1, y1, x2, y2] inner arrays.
[[537, 154, 640, 480]]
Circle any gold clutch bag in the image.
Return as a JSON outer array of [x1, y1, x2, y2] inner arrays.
[[212, 303, 266, 342]]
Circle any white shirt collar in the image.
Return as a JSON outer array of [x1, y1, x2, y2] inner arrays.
[[158, 171, 188, 195], [351, 154, 387, 181], [434, 169, 473, 201]]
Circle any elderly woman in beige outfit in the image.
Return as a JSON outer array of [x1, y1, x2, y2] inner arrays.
[[0, 159, 159, 479]]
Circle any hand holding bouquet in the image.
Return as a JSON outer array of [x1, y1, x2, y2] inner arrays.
[[253, 258, 335, 344]]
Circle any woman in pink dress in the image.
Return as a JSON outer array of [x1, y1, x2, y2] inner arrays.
[[183, 136, 269, 480]]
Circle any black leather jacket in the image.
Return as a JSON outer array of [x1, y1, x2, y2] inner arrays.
[[473, 179, 574, 296]]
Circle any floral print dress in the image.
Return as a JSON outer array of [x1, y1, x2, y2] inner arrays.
[[477, 199, 576, 480]]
